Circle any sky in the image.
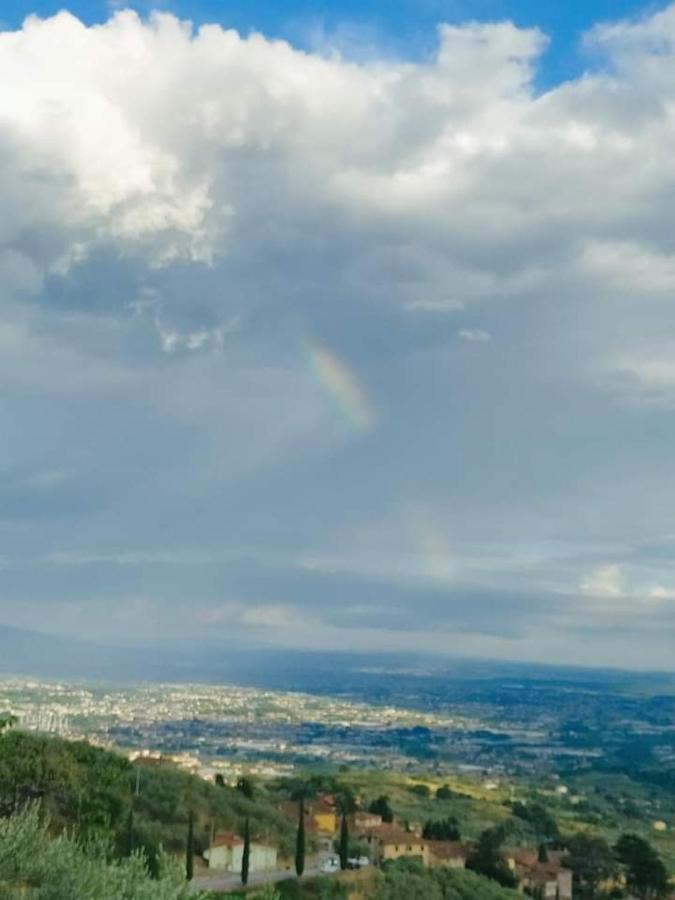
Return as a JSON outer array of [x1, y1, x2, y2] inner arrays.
[[3, 1, 675, 670]]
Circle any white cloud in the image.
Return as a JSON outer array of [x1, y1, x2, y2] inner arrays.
[[458, 328, 492, 343], [580, 564, 626, 598]]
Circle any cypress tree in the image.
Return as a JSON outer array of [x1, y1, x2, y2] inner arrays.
[[538, 842, 548, 863], [185, 809, 194, 882], [125, 806, 134, 857], [295, 799, 305, 877], [339, 813, 349, 871], [242, 817, 251, 886]]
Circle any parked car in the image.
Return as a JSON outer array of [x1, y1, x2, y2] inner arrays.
[[347, 856, 370, 869], [321, 856, 340, 873]]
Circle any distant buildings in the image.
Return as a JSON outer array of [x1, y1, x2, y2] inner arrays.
[[204, 831, 277, 873], [505, 848, 573, 900]]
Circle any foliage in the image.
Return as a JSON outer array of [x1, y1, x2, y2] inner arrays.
[[466, 827, 518, 888], [242, 817, 250, 886], [510, 802, 560, 844], [564, 833, 617, 898], [376, 858, 522, 900], [615, 833, 670, 899], [0, 804, 203, 900], [368, 796, 394, 823], [408, 784, 430, 798], [185, 808, 194, 881], [422, 816, 461, 841], [237, 778, 255, 800], [338, 814, 349, 870], [0, 731, 293, 867], [436, 784, 461, 801], [295, 799, 305, 877]]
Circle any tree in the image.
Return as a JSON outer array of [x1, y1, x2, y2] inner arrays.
[[511, 802, 559, 844], [185, 809, 194, 882], [0, 714, 17, 734], [124, 806, 134, 857], [537, 842, 548, 864], [409, 784, 430, 798], [466, 828, 517, 889], [369, 795, 394, 823], [565, 833, 616, 898], [422, 818, 461, 841], [615, 834, 670, 899], [339, 813, 349, 870], [295, 799, 305, 877], [335, 786, 357, 815], [436, 784, 458, 801], [236, 776, 255, 800], [242, 817, 251, 886], [214, 773, 225, 788]]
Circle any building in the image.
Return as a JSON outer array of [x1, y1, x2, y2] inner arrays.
[[506, 848, 573, 900], [359, 825, 430, 866], [427, 841, 469, 869], [283, 800, 337, 837], [351, 811, 382, 831], [204, 832, 277, 873]]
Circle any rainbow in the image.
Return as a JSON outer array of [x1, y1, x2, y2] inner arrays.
[[305, 341, 374, 433]]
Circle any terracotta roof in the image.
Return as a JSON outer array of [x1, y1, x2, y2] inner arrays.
[[507, 848, 565, 871], [365, 825, 425, 845], [211, 831, 243, 849], [506, 848, 568, 884], [427, 841, 469, 861]]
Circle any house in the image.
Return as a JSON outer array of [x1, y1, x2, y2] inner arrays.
[[351, 811, 382, 831], [204, 832, 277, 873], [283, 800, 337, 837], [309, 800, 338, 835], [359, 824, 430, 866], [505, 848, 573, 900], [427, 841, 469, 869]]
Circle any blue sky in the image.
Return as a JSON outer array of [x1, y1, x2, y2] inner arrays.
[[3, 0, 675, 669], [3, 0, 662, 84]]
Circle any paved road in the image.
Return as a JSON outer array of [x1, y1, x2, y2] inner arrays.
[[192, 865, 325, 892]]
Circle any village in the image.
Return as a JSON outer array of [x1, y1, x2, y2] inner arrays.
[[196, 792, 573, 898]]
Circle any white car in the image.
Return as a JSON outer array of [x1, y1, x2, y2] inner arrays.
[[321, 856, 340, 874]]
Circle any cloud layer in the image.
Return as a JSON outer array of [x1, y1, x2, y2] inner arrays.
[[3, 6, 675, 668]]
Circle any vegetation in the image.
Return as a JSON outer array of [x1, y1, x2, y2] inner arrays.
[[565, 833, 617, 898], [295, 799, 305, 877], [422, 817, 461, 840], [368, 796, 393, 823], [0, 804, 202, 899], [185, 808, 194, 881], [338, 814, 349, 870], [242, 817, 251, 886], [615, 833, 670, 899], [375, 858, 522, 900], [466, 828, 517, 888], [0, 730, 294, 870]]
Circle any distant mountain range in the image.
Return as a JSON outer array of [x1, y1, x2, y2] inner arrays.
[[1, 623, 674, 697]]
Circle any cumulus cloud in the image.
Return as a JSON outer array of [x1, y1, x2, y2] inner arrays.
[[5, 6, 675, 665]]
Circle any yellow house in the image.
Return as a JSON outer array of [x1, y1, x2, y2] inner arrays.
[[309, 800, 337, 835], [360, 825, 430, 866], [283, 801, 337, 837]]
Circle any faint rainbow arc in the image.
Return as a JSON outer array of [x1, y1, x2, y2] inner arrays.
[[305, 341, 374, 433]]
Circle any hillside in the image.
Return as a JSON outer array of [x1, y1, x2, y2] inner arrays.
[[0, 729, 673, 898]]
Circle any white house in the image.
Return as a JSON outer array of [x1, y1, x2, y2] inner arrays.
[[204, 831, 278, 873]]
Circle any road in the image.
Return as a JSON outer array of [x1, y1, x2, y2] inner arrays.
[[191, 864, 326, 893]]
